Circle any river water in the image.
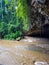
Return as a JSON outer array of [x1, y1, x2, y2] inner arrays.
[[0, 37, 49, 65]]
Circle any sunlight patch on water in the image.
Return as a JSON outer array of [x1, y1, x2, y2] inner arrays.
[[0, 46, 11, 51], [34, 61, 49, 65], [22, 39, 33, 42]]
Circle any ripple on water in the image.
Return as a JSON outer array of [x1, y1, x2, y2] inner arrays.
[[0, 52, 16, 65]]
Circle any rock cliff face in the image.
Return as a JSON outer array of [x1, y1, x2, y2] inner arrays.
[[27, 0, 49, 37]]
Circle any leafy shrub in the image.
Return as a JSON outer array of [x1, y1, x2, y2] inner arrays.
[[4, 31, 22, 40], [4, 33, 16, 40], [0, 22, 8, 38], [0, 0, 30, 40]]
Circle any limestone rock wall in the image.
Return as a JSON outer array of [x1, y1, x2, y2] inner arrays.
[[27, 0, 49, 36]]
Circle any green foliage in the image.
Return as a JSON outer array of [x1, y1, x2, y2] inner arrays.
[[0, 0, 30, 40], [0, 22, 8, 38], [16, 0, 30, 31], [4, 33, 16, 40], [5, 0, 9, 5], [4, 31, 22, 40]]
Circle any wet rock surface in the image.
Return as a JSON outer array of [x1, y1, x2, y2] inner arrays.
[[0, 37, 49, 65], [27, 0, 49, 37]]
